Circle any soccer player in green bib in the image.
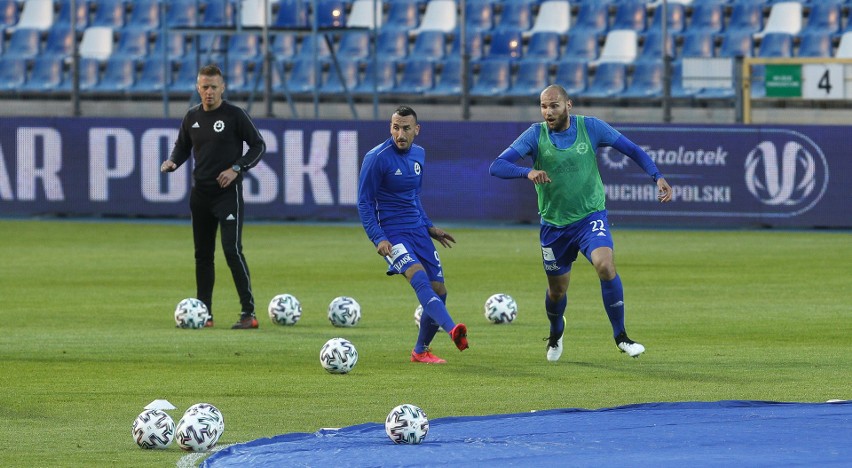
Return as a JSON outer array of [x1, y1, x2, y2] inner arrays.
[[490, 85, 672, 360]]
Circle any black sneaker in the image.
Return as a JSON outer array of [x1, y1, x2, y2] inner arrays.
[[231, 314, 259, 329]]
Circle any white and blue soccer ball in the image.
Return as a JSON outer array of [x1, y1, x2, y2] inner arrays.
[[132, 409, 175, 449], [174, 298, 211, 329], [328, 296, 361, 327], [484, 293, 518, 324], [319, 337, 358, 374], [268, 293, 302, 326], [175, 403, 224, 452], [414, 305, 423, 329], [385, 404, 429, 445]]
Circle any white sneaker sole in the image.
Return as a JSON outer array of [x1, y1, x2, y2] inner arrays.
[[618, 341, 645, 358], [546, 336, 563, 362]]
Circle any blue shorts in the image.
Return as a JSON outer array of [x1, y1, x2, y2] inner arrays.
[[383, 227, 445, 283], [539, 210, 614, 276]]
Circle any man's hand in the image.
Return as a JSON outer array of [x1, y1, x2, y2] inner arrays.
[[160, 160, 177, 173], [376, 240, 393, 257], [216, 168, 239, 188], [527, 169, 551, 184], [428, 226, 456, 248], [657, 177, 673, 203]]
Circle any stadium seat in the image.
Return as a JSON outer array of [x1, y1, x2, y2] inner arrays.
[[525, 31, 561, 62], [394, 59, 435, 94], [755, 1, 802, 38], [353, 59, 396, 94], [799, 3, 841, 36], [228, 33, 261, 60], [114, 29, 149, 61], [0, 0, 18, 27], [563, 31, 599, 61], [425, 58, 462, 96], [0, 57, 28, 92], [636, 30, 674, 63], [42, 26, 75, 59], [648, 3, 685, 34], [611, 1, 647, 32], [465, 1, 494, 33], [90, 0, 126, 29], [470, 58, 511, 96], [375, 29, 408, 61], [4, 28, 42, 60], [833, 31, 852, 58], [269, 33, 298, 60], [130, 56, 168, 93], [584, 62, 627, 98], [569, 3, 608, 38], [196, 34, 227, 60], [717, 30, 754, 57], [621, 61, 663, 98], [150, 32, 187, 60], [167, 0, 199, 29], [680, 31, 715, 58], [726, 3, 763, 35], [317, 0, 347, 28], [797, 32, 832, 58], [347, 0, 383, 30], [70, 57, 101, 92], [170, 57, 200, 93], [296, 34, 332, 61], [669, 60, 696, 98], [124, 0, 161, 32], [223, 59, 250, 94], [319, 57, 359, 93], [596, 30, 638, 64], [410, 30, 447, 62], [553, 59, 587, 96], [486, 30, 524, 60], [757, 32, 793, 57], [241, 0, 273, 28], [686, 2, 724, 34], [382, 1, 419, 32], [21, 56, 64, 92], [412, 0, 456, 34], [449, 30, 485, 62], [525, 1, 571, 38], [505, 60, 549, 97], [56, 0, 89, 30], [273, 0, 309, 29], [336, 30, 371, 62], [15, 0, 54, 30], [493, 2, 532, 35], [92, 56, 135, 93], [201, 0, 236, 29]]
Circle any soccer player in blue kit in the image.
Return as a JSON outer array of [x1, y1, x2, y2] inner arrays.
[[490, 85, 673, 360], [358, 106, 469, 364]]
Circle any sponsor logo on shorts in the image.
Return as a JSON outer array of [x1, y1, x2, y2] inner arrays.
[[541, 247, 556, 261]]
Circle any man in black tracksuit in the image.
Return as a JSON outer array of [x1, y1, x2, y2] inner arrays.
[[161, 64, 266, 329]]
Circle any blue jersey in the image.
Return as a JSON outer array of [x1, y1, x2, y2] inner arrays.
[[511, 115, 621, 160], [358, 137, 433, 246]]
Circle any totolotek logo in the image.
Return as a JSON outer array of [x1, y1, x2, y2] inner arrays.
[[744, 140, 827, 209]]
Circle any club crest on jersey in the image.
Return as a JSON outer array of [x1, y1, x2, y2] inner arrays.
[[413, 162, 421, 175], [213, 120, 225, 132], [576, 142, 589, 154]]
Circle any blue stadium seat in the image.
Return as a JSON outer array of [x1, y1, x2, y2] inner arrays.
[[563, 31, 599, 61], [166, 0, 198, 29], [726, 3, 764, 35], [525, 31, 561, 61], [1, 0, 18, 26], [56, 0, 89, 30], [425, 58, 463, 96], [317, 0, 347, 28], [42, 26, 75, 59], [375, 29, 408, 62], [570, 3, 609, 37], [394, 59, 435, 94], [114, 29, 149, 60], [170, 57, 200, 93], [757, 32, 793, 57], [800, 3, 841, 36], [797, 32, 832, 58], [68, 57, 102, 92], [196, 34, 227, 61], [450, 30, 485, 62], [274, 0, 310, 29], [201, 0, 236, 28], [410, 30, 447, 62], [584, 62, 627, 98], [648, 3, 685, 34], [465, 1, 494, 33], [223, 59, 250, 94], [493, 2, 532, 34], [0, 57, 28, 92], [93, 57, 136, 93], [470, 58, 511, 96], [669, 60, 696, 98], [21, 56, 65, 92], [353, 59, 396, 94], [228, 34, 261, 60], [636, 30, 675, 63], [505, 60, 549, 97], [611, 1, 647, 32], [486, 30, 524, 60], [90, 0, 126, 29], [319, 58, 359, 93], [124, 0, 160, 32], [687, 2, 725, 34], [296, 34, 332, 61], [383, 1, 419, 32], [269, 33, 297, 60], [553, 59, 587, 97], [621, 61, 663, 98], [4, 28, 42, 60], [150, 32, 186, 60], [680, 31, 715, 58], [718, 30, 754, 57], [130, 56, 168, 93], [337, 30, 371, 62]]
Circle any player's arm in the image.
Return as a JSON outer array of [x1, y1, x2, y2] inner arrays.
[[233, 107, 266, 170], [162, 116, 192, 172], [357, 154, 390, 255], [489, 125, 550, 184], [610, 136, 671, 202]]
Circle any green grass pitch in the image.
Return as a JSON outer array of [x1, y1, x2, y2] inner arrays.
[[0, 219, 849, 467]]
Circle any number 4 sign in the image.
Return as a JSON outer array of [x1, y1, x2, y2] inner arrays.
[[802, 64, 844, 99]]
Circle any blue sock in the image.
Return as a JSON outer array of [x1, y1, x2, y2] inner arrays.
[[411, 271, 454, 352], [545, 291, 567, 337], [601, 274, 626, 337]]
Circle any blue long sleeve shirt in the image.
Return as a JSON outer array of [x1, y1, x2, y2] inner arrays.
[[357, 138, 433, 246]]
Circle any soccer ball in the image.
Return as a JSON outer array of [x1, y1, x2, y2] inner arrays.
[[268, 293, 302, 325], [484, 293, 518, 324], [174, 298, 211, 329], [175, 403, 224, 452], [319, 337, 358, 374], [385, 404, 429, 445], [132, 409, 175, 449], [328, 296, 361, 327], [414, 305, 423, 329]]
